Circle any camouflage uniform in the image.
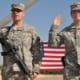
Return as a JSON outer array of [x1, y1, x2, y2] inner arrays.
[[0, 24, 42, 80], [48, 2, 80, 80]]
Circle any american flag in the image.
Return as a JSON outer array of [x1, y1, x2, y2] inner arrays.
[[40, 42, 66, 71]]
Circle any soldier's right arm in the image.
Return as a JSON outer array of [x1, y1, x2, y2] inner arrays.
[[48, 16, 64, 47]]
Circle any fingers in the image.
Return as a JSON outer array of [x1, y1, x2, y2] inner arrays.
[[53, 15, 61, 26]]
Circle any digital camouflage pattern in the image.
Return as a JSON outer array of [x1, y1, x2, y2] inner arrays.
[[0, 24, 42, 80], [48, 23, 80, 80]]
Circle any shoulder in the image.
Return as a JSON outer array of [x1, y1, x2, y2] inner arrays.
[[61, 24, 73, 32], [0, 26, 11, 33]]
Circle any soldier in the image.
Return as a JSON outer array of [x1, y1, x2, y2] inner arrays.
[[48, 2, 80, 80], [0, 3, 42, 80]]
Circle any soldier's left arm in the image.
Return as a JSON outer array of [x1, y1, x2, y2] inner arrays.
[[31, 28, 42, 74]]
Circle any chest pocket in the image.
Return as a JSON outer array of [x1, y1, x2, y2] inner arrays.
[[7, 29, 33, 49], [22, 31, 33, 49]]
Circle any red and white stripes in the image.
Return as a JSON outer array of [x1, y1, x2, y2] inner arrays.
[[40, 42, 66, 71]]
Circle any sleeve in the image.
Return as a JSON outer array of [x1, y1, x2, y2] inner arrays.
[[31, 28, 42, 74], [48, 24, 64, 48]]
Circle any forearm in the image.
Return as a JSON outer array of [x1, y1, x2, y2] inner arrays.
[[48, 24, 61, 47], [32, 46, 42, 73]]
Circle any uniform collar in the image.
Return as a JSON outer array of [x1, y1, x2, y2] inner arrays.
[[71, 23, 80, 29], [11, 24, 25, 31]]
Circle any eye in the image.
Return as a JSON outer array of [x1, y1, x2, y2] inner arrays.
[[11, 9, 22, 12], [72, 10, 80, 13]]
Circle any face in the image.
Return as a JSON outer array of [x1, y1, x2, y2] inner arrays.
[[11, 8, 25, 22], [71, 10, 80, 22]]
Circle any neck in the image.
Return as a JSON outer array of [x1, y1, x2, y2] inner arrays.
[[73, 21, 80, 26], [13, 20, 24, 27]]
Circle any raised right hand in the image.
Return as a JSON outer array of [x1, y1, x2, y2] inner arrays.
[[53, 15, 61, 26]]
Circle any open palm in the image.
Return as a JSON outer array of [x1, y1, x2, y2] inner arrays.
[[53, 16, 61, 26]]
